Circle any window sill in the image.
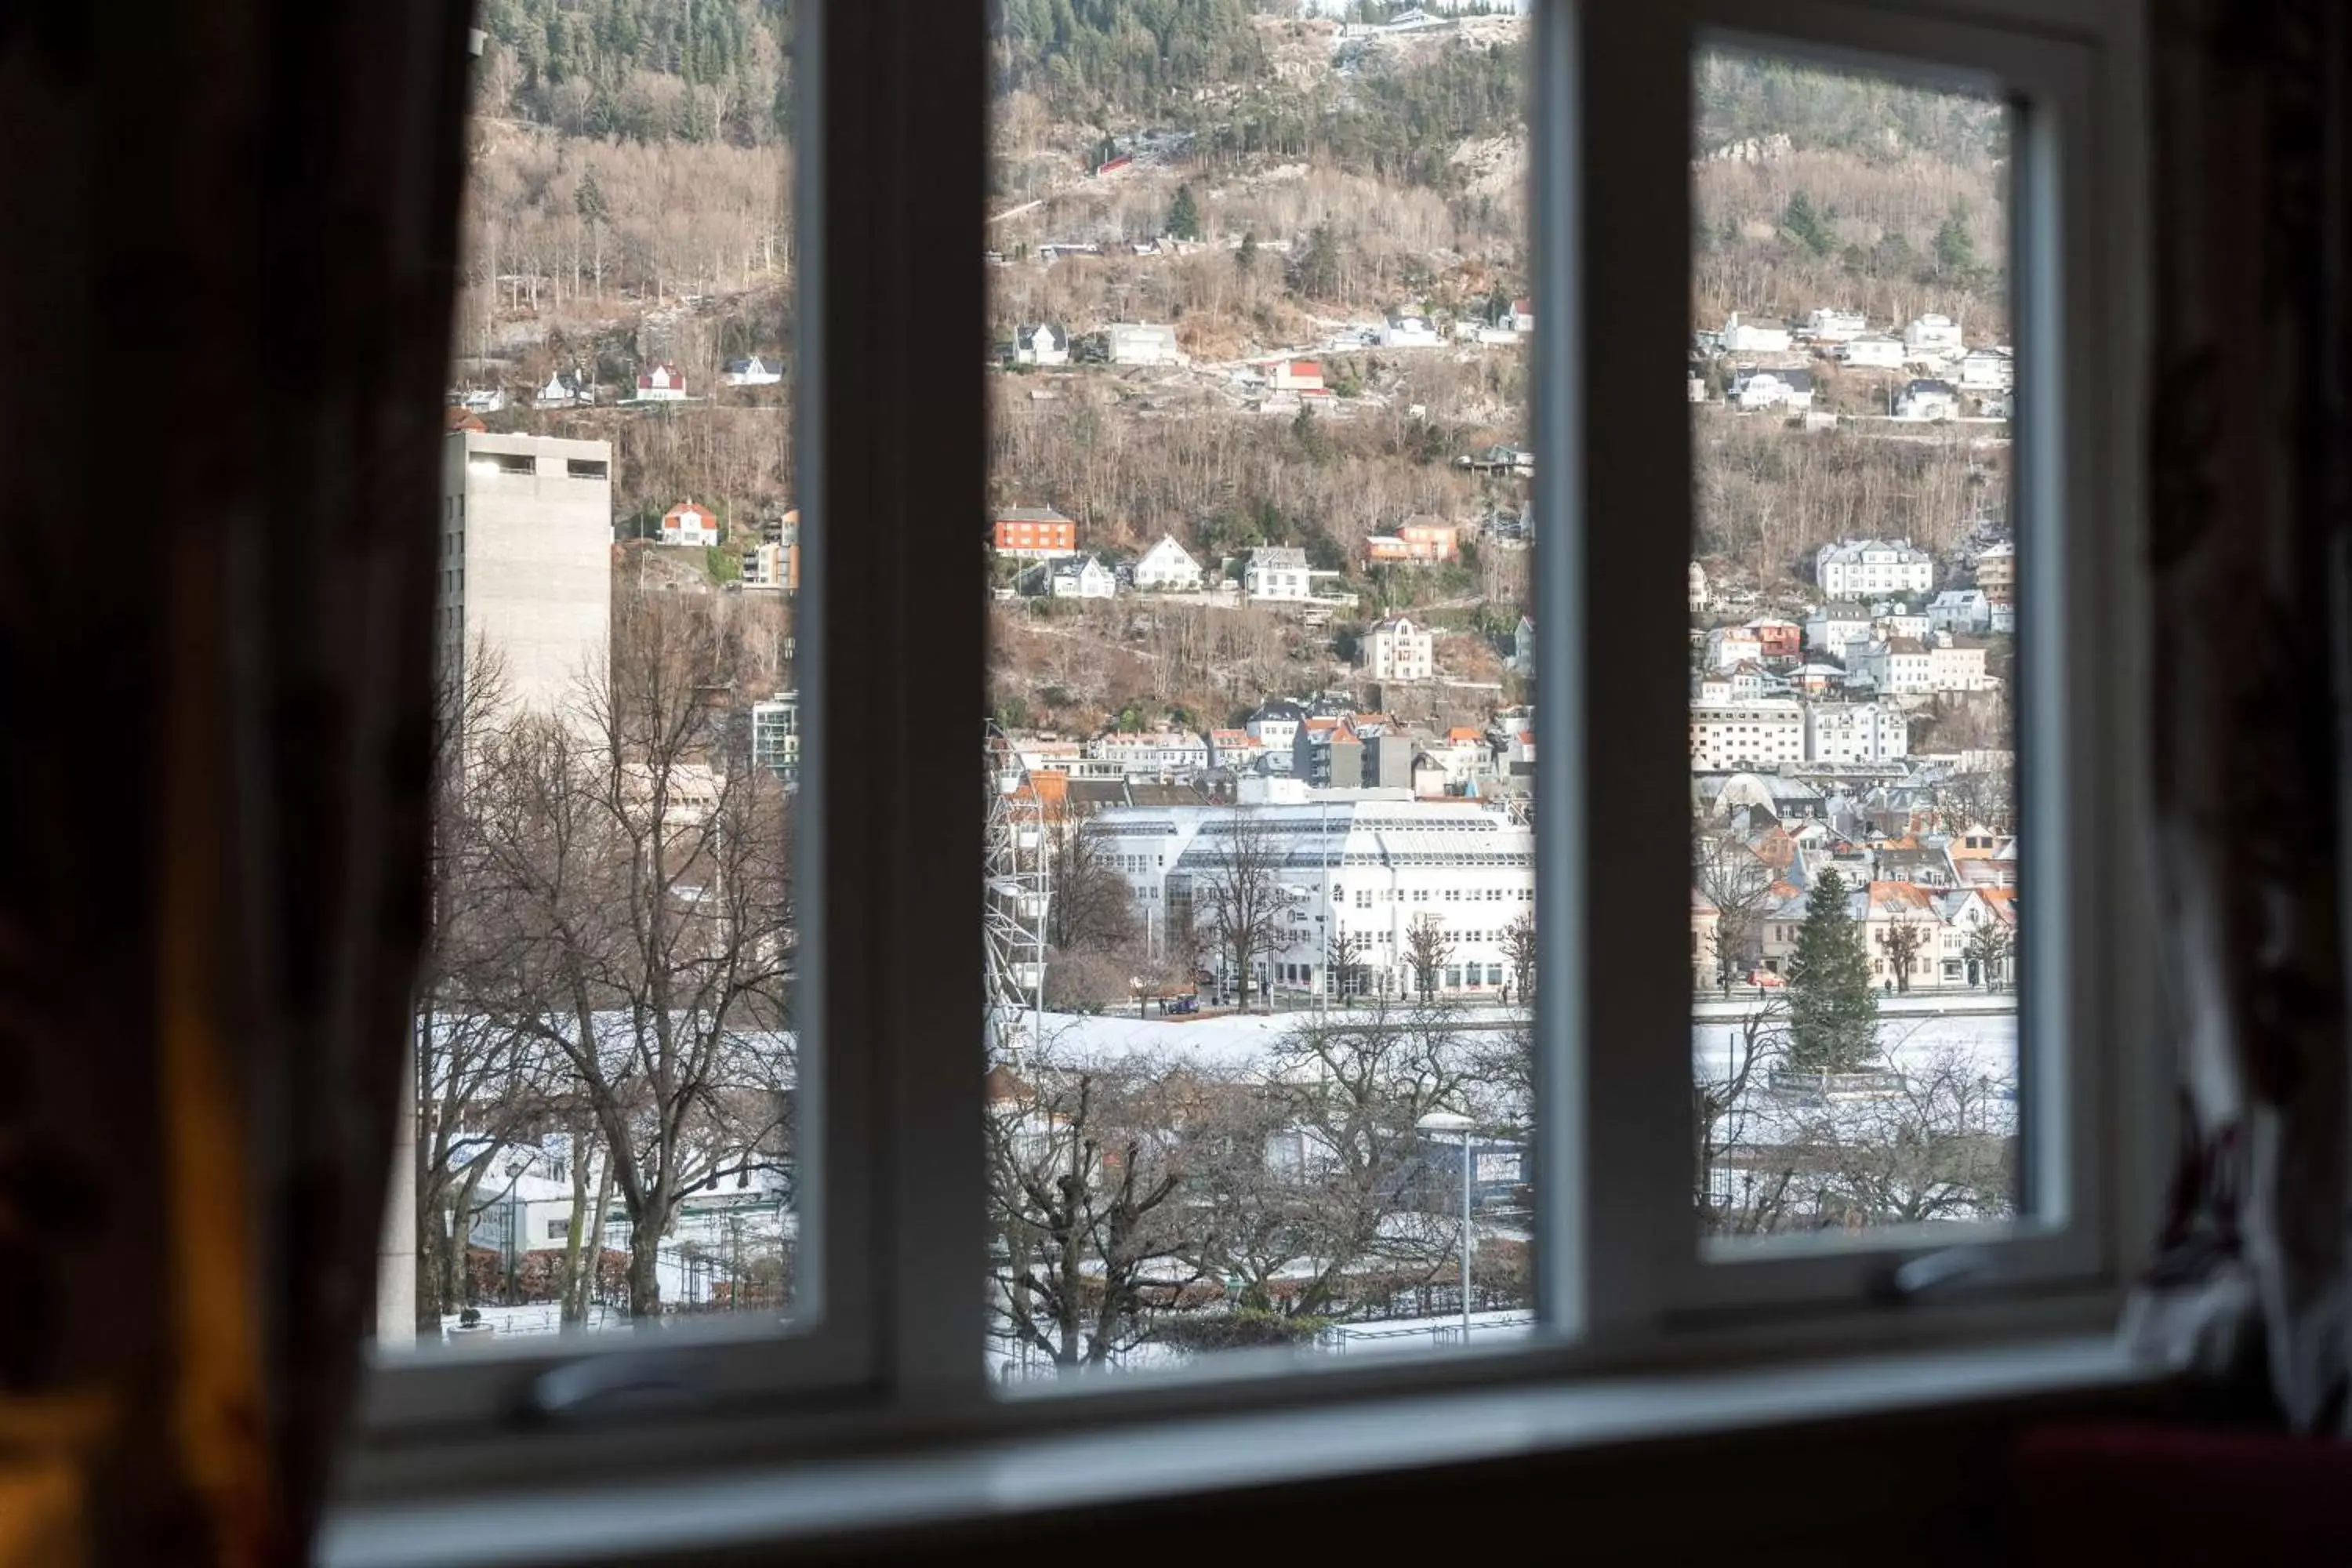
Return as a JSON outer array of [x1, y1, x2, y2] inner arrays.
[[321, 1333, 2161, 1568]]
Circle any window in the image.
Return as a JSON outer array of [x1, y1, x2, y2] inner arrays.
[[565, 458, 608, 480], [354, 0, 2141, 1496]]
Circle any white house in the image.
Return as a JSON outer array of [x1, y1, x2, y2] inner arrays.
[[1688, 561, 1711, 613], [1704, 625, 1764, 672], [1806, 702, 1911, 765], [1851, 637, 1933, 695], [1245, 699, 1308, 770], [1896, 378, 1962, 420], [1689, 699, 1805, 771], [633, 363, 688, 401], [1926, 637, 1994, 691], [1512, 615, 1535, 677], [1363, 616, 1435, 682], [1730, 365, 1815, 412], [1838, 333, 1907, 368], [1805, 603, 1874, 659], [1133, 535, 1205, 593], [660, 500, 720, 548], [1244, 546, 1312, 601], [1720, 312, 1792, 354], [1013, 324, 1069, 367], [1087, 731, 1210, 776], [1380, 310, 1444, 348], [1803, 307, 1867, 343], [1957, 346, 2014, 390], [1108, 322, 1185, 367], [538, 368, 593, 407], [1872, 608, 1933, 642], [1902, 314, 1965, 356], [1927, 588, 1992, 634], [723, 355, 785, 387], [1030, 555, 1116, 600], [1816, 539, 1935, 598]]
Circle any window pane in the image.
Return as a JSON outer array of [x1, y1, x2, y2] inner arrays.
[[381, 2, 804, 1346], [985, 2, 1535, 1379], [1689, 49, 2018, 1242]]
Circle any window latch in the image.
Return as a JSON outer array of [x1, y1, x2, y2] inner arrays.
[[524, 1352, 710, 1425], [1877, 1245, 1995, 1304]]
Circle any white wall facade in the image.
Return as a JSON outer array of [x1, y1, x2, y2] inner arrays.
[[441, 432, 613, 728]]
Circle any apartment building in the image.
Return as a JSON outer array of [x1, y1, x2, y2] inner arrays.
[[438, 430, 615, 726], [1690, 699, 1805, 771]]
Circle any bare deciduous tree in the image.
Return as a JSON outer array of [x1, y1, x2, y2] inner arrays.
[[1186, 809, 1291, 1011], [1403, 914, 1454, 1002]]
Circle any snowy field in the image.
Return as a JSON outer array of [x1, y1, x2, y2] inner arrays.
[[1027, 1002, 2019, 1082]]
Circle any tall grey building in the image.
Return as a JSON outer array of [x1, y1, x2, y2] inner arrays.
[[438, 431, 614, 726]]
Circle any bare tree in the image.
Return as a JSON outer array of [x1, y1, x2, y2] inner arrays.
[[1693, 815, 1777, 988], [1403, 914, 1454, 1002], [1186, 809, 1291, 1011], [1047, 807, 1138, 953], [1324, 924, 1371, 1007], [474, 601, 797, 1319], [1962, 917, 2013, 990], [1694, 997, 1795, 1236], [987, 1046, 1208, 1374], [1880, 917, 1929, 995], [1500, 910, 1537, 1004]]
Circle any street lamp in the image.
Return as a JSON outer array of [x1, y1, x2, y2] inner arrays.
[[1416, 1109, 1476, 1343]]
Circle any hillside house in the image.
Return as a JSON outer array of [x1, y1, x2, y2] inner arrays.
[[1132, 535, 1204, 593], [1365, 517, 1460, 564], [1720, 312, 1792, 353], [1928, 588, 1992, 634], [1803, 307, 1867, 342], [1730, 365, 1816, 412], [1381, 310, 1444, 348], [1704, 625, 1764, 671], [538, 368, 593, 407], [1806, 603, 1873, 658], [1817, 539, 1934, 598], [1013, 324, 1069, 367], [1745, 617, 1802, 660], [634, 363, 688, 401], [1839, 333, 1906, 368], [993, 506, 1077, 559], [1896, 378, 1962, 420], [1689, 561, 1711, 613], [1362, 616, 1434, 683], [1024, 555, 1116, 600], [1852, 637, 1933, 695], [723, 356, 784, 387], [1958, 346, 2014, 390], [1513, 615, 1535, 677], [1902, 314, 1965, 356], [1245, 546, 1312, 602], [1108, 322, 1185, 367], [1267, 358, 1324, 392], [660, 500, 720, 548], [1927, 637, 1994, 691]]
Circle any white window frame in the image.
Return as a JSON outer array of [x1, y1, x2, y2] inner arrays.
[[340, 0, 2155, 1508]]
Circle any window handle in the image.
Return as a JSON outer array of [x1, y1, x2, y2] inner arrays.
[[525, 1352, 710, 1423], [1878, 1245, 1995, 1303]]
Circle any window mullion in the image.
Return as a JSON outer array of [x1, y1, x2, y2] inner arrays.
[[1537, 0, 1701, 1345], [810, 0, 992, 1409]]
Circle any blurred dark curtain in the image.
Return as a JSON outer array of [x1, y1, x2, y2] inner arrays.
[[2126, 0, 2352, 1432], [0, 5, 470, 1562]]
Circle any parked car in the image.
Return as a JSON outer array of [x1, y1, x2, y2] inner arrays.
[[1166, 994, 1200, 1016], [1747, 968, 1786, 988]]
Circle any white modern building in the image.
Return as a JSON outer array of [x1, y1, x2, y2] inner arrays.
[[1108, 322, 1185, 366], [438, 430, 614, 727], [751, 691, 799, 783], [1689, 699, 1804, 771], [1806, 702, 1911, 765], [1688, 560, 1711, 613], [1081, 800, 1537, 1001], [1086, 731, 1211, 777], [1816, 539, 1934, 599], [1851, 637, 1934, 695], [1719, 312, 1792, 353], [1903, 313, 1965, 356], [1805, 603, 1873, 659], [1958, 346, 2014, 390], [1838, 333, 1906, 368], [1803, 307, 1867, 342], [1245, 546, 1312, 601], [1896, 378, 1962, 420], [1362, 616, 1434, 682], [1380, 310, 1444, 348], [1133, 535, 1205, 593]]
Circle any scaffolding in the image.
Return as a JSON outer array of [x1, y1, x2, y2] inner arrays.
[[983, 724, 1050, 1067]]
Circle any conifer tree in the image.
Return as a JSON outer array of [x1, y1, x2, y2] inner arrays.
[[1785, 869, 1877, 1073]]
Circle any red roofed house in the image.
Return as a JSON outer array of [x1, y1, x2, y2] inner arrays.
[[1268, 358, 1324, 393], [635, 363, 688, 402], [661, 500, 720, 547], [1864, 880, 1940, 993], [993, 506, 1078, 559]]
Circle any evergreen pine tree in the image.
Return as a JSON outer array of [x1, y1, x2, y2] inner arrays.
[[1784, 869, 1878, 1073], [1933, 201, 1977, 279], [1167, 183, 1202, 241], [1781, 189, 1833, 258], [1236, 230, 1259, 279]]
